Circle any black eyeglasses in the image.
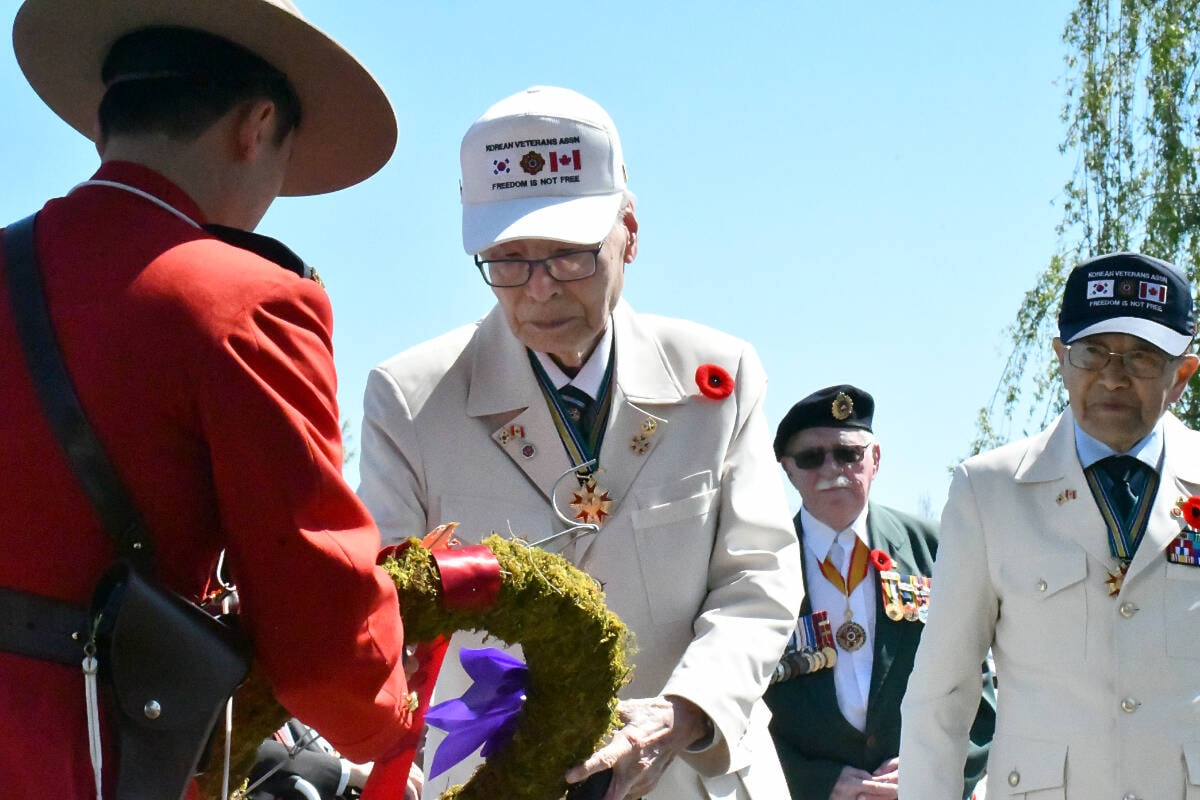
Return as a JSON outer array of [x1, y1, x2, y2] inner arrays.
[[1064, 342, 1173, 379], [474, 242, 604, 288], [787, 444, 870, 470]]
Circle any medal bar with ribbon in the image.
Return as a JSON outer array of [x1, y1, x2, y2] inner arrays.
[[914, 574, 931, 622], [879, 569, 903, 621], [1169, 496, 1200, 566], [772, 612, 821, 682], [813, 610, 838, 667]]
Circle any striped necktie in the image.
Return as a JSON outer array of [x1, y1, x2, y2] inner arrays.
[[1094, 455, 1146, 528]]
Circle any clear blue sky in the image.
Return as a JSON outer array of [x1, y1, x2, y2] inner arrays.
[[1, 1, 1076, 518]]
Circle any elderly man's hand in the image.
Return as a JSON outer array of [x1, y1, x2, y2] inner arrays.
[[404, 763, 424, 800], [564, 695, 710, 800], [870, 756, 899, 786], [828, 762, 899, 800]]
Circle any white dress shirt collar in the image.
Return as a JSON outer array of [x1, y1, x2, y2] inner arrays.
[[800, 504, 870, 556], [532, 324, 613, 399]]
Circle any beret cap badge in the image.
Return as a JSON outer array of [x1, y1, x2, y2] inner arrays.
[[773, 384, 874, 460], [832, 392, 854, 421]]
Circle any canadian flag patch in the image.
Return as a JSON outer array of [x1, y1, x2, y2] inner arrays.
[[1139, 281, 1167, 304]]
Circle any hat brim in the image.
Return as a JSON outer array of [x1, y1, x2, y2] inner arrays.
[[13, 0, 397, 196], [462, 192, 625, 255], [1063, 317, 1194, 357]]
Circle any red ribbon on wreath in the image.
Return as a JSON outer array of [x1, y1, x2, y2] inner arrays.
[[364, 531, 503, 799]]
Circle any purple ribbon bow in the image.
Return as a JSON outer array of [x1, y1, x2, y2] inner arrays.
[[424, 647, 529, 779]]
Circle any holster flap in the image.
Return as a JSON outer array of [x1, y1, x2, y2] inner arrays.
[[91, 561, 252, 800]]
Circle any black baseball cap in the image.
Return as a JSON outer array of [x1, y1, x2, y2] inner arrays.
[[1058, 252, 1195, 356]]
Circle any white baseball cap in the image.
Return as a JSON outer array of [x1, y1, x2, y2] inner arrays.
[[460, 86, 628, 255]]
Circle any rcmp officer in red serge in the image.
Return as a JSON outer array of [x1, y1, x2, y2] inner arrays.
[[900, 253, 1200, 799], [358, 86, 802, 800], [0, 1, 421, 797], [766, 385, 995, 800]]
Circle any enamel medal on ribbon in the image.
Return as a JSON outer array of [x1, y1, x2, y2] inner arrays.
[[820, 536, 872, 652], [571, 476, 613, 526], [1083, 462, 1158, 596], [529, 352, 616, 527]]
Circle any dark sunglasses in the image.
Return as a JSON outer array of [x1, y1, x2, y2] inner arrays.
[[787, 444, 869, 470]]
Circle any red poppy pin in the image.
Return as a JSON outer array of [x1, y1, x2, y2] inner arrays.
[[869, 548, 894, 572], [1175, 495, 1200, 530], [695, 364, 734, 400]]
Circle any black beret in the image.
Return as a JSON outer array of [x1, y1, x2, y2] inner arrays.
[[773, 384, 874, 459]]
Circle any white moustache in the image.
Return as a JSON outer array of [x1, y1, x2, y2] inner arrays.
[[814, 476, 853, 491]]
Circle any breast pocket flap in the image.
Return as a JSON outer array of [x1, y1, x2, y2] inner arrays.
[[1004, 551, 1088, 600], [998, 738, 1067, 793], [631, 487, 717, 529]]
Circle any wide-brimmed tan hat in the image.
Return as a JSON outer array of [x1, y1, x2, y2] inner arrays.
[[12, 0, 397, 196]]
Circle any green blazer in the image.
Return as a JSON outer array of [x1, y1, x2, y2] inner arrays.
[[764, 503, 996, 800]]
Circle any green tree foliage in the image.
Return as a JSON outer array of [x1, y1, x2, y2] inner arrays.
[[973, 0, 1200, 454]]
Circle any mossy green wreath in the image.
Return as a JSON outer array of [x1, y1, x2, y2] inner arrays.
[[204, 533, 631, 800], [382, 533, 633, 800]]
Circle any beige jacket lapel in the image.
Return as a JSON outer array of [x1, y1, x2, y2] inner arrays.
[[1015, 410, 1115, 566], [592, 303, 687, 511], [468, 307, 575, 504]]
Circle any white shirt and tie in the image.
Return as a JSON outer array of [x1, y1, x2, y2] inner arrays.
[[532, 326, 612, 399], [799, 505, 877, 731]]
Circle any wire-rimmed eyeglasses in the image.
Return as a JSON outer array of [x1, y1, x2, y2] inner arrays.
[[1064, 342, 1174, 379], [474, 242, 604, 288]]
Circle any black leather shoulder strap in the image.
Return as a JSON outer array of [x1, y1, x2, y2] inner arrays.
[[4, 214, 154, 572]]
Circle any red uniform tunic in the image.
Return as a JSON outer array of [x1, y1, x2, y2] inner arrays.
[[0, 161, 412, 797]]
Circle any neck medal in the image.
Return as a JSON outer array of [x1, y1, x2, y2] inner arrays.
[[835, 615, 867, 652], [570, 474, 613, 526], [1105, 561, 1129, 597], [529, 351, 616, 527], [820, 537, 871, 652], [1084, 461, 1158, 597]]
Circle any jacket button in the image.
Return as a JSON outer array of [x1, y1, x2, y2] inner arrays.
[[1119, 602, 1139, 618], [1008, 770, 1020, 786], [1120, 697, 1140, 713], [1124, 794, 1140, 800], [1036, 579, 1048, 592]]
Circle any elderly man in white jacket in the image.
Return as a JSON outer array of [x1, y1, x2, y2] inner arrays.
[[359, 86, 802, 800], [900, 253, 1200, 799]]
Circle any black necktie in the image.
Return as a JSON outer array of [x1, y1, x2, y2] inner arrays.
[[1095, 455, 1145, 522], [559, 385, 594, 436]]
